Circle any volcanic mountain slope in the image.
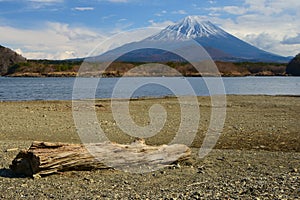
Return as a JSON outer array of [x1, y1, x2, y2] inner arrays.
[[95, 16, 289, 63]]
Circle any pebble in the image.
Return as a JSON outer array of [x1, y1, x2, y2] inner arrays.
[[216, 156, 225, 161], [4, 148, 18, 152], [290, 168, 298, 173], [0, 140, 299, 199]]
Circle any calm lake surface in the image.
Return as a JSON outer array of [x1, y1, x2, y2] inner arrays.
[[0, 77, 299, 101]]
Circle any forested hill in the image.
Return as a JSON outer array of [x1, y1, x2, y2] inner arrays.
[[0, 45, 26, 75]]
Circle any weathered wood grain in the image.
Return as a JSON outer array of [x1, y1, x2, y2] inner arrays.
[[10, 139, 191, 177]]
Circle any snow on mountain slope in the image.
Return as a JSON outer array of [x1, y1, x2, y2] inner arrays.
[[94, 16, 290, 63], [147, 16, 227, 40]]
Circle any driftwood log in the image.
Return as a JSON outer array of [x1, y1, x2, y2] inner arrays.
[[10, 139, 191, 177]]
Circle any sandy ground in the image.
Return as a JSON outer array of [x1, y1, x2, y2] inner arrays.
[[0, 95, 299, 199]]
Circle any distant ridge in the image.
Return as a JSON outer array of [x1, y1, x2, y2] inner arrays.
[[95, 16, 290, 63], [0, 45, 26, 75]]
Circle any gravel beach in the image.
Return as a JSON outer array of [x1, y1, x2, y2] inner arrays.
[[0, 95, 299, 199]]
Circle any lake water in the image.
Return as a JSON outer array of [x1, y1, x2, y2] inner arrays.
[[0, 76, 299, 101]]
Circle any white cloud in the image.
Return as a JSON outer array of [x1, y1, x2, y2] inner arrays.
[[112, 21, 134, 33], [218, 17, 300, 56], [282, 34, 300, 45], [118, 18, 127, 22], [148, 20, 175, 28], [208, 6, 247, 15], [244, 33, 279, 50], [0, 21, 162, 59], [245, 0, 300, 15], [155, 10, 167, 17], [25, 0, 64, 9], [172, 10, 187, 15], [205, 0, 300, 56], [2, 0, 299, 58], [102, 14, 115, 20], [73, 7, 94, 11], [0, 22, 106, 59], [90, 27, 162, 56]]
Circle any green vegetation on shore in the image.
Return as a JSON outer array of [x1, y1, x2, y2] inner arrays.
[[0, 45, 297, 77], [2, 59, 288, 77], [4, 59, 82, 77]]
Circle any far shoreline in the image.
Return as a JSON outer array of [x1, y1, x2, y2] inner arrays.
[[1, 94, 299, 103], [0, 73, 292, 78]]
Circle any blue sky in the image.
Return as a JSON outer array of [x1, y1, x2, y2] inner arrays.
[[0, 0, 299, 59]]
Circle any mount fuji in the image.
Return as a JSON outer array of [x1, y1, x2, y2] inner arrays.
[[94, 16, 289, 63]]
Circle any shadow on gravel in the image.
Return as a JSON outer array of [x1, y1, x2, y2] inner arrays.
[[0, 168, 26, 178]]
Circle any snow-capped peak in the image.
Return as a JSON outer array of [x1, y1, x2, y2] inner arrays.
[[147, 16, 228, 41]]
